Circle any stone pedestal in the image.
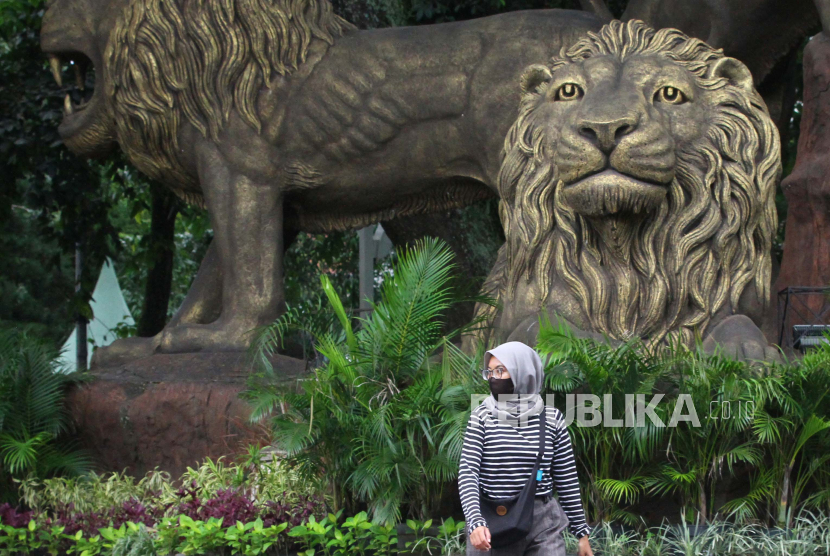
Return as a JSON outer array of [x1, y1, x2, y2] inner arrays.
[[775, 33, 830, 317], [68, 352, 307, 478]]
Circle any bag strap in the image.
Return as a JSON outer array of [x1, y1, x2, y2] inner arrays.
[[534, 407, 546, 467]]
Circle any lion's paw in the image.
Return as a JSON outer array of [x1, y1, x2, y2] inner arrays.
[[159, 319, 254, 353], [702, 315, 782, 363], [89, 335, 161, 369]]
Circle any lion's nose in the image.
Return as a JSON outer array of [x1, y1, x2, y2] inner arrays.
[[578, 115, 638, 153]]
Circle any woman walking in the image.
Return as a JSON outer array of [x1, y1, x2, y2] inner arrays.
[[459, 341, 593, 556]]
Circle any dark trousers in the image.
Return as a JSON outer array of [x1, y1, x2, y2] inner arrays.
[[465, 496, 569, 556]]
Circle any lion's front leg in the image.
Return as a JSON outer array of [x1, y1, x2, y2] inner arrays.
[[159, 145, 285, 353]]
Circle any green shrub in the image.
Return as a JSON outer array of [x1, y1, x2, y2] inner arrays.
[[563, 512, 830, 556], [536, 320, 830, 528], [110, 523, 157, 556], [0, 519, 65, 556], [0, 330, 91, 503], [4, 511, 830, 555], [244, 238, 493, 524], [19, 454, 329, 518]]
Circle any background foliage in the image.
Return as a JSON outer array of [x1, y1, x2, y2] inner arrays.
[[0, 330, 90, 504], [245, 238, 492, 524]]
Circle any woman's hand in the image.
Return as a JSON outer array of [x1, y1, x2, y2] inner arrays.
[[470, 525, 491, 550], [577, 535, 593, 556]]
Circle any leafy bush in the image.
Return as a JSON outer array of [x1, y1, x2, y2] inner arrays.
[[0, 511, 460, 555], [0, 331, 90, 503], [5, 510, 830, 555], [288, 511, 393, 556], [244, 238, 492, 524], [0, 518, 66, 556], [536, 321, 830, 529], [153, 515, 289, 556], [401, 516, 466, 556], [0, 503, 34, 528], [19, 454, 328, 518], [110, 523, 157, 556], [564, 512, 830, 556], [4, 453, 328, 554]]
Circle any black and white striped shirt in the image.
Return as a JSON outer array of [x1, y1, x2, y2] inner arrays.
[[458, 404, 591, 539]]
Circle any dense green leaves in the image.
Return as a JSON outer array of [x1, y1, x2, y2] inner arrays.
[[245, 238, 492, 525], [537, 323, 830, 527], [0, 330, 90, 502]]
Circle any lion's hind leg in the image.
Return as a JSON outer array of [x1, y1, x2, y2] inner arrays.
[[90, 243, 224, 367]]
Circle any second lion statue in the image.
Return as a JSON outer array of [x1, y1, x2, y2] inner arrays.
[[40, 0, 604, 363], [471, 20, 781, 361]]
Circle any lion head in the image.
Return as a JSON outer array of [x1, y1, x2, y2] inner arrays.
[[41, 0, 353, 202], [495, 19, 780, 346]]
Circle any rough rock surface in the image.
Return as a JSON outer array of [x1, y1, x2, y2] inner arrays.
[[775, 33, 830, 322], [67, 352, 307, 477]]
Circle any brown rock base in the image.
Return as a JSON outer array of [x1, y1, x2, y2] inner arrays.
[[68, 352, 307, 478]]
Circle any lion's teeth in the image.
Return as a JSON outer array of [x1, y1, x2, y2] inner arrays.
[[49, 55, 62, 87], [64, 94, 74, 114]]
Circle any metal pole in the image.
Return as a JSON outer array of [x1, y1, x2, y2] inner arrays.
[[75, 243, 87, 371]]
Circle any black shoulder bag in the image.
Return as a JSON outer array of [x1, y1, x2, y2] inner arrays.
[[479, 408, 547, 548]]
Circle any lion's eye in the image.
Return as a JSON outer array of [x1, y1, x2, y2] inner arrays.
[[555, 83, 584, 101], [654, 86, 686, 105]]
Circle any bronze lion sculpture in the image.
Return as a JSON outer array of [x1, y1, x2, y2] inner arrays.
[[470, 20, 781, 361], [40, 0, 607, 362]]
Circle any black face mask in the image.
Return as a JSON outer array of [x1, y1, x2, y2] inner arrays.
[[489, 377, 515, 397]]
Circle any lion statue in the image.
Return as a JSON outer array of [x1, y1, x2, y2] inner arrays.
[[469, 19, 781, 361], [40, 0, 608, 363]]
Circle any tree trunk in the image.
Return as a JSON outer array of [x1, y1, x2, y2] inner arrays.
[[137, 184, 179, 337], [698, 481, 707, 524], [778, 464, 792, 528], [774, 34, 830, 345]]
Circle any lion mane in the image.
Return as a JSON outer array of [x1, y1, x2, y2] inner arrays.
[[104, 0, 355, 204], [477, 20, 780, 347]]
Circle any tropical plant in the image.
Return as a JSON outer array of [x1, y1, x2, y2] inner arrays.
[[252, 292, 346, 369], [649, 349, 784, 524], [0, 331, 90, 503], [535, 317, 830, 527], [18, 454, 328, 519], [747, 340, 830, 527], [110, 522, 157, 556], [244, 237, 493, 525], [536, 321, 671, 525], [561, 512, 830, 556], [7, 511, 830, 556], [434, 516, 466, 555], [18, 469, 170, 516]]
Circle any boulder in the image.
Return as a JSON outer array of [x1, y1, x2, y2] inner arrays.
[[67, 352, 307, 477]]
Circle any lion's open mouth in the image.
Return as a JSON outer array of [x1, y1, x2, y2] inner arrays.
[[561, 169, 669, 216], [43, 50, 98, 130]]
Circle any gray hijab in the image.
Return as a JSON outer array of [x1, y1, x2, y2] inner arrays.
[[482, 341, 545, 423]]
